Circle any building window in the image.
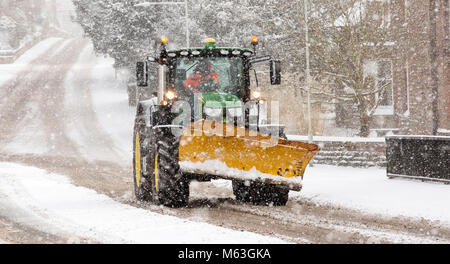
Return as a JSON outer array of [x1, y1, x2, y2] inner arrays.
[[367, 59, 394, 115], [368, 0, 392, 28], [377, 60, 393, 106]]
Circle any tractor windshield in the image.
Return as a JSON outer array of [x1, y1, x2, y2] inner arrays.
[[174, 56, 244, 98]]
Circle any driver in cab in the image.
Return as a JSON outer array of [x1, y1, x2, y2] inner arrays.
[[184, 59, 220, 93]]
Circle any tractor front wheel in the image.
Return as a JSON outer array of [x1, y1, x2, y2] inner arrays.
[[133, 124, 152, 202], [149, 128, 189, 208]]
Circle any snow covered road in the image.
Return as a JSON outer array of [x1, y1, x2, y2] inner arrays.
[[300, 165, 450, 224], [0, 162, 284, 244], [0, 38, 63, 89]]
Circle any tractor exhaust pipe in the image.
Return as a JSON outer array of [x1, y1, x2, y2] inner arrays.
[[158, 64, 166, 103]]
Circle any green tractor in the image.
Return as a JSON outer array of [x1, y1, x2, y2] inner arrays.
[[133, 37, 318, 207]]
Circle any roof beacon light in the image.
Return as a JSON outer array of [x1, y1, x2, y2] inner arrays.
[[251, 36, 259, 46], [204, 38, 216, 49], [251, 36, 259, 55], [161, 37, 168, 45]]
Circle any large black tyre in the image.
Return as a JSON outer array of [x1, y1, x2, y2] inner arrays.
[[232, 180, 289, 206], [252, 183, 289, 206], [133, 123, 152, 201], [232, 180, 253, 203], [149, 128, 189, 208]]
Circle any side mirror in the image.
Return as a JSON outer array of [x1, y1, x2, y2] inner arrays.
[[136, 61, 148, 87], [270, 60, 281, 85]]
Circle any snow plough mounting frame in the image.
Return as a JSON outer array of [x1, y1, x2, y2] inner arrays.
[[133, 37, 319, 207]]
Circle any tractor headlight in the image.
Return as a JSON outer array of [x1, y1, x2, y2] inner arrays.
[[165, 90, 176, 101], [204, 107, 223, 117], [251, 90, 262, 100]]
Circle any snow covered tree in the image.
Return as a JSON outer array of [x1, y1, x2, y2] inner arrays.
[[73, 0, 187, 68], [72, 0, 277, 66], [188, 0, 263, 46]]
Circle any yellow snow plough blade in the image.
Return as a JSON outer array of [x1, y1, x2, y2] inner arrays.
[[179, 120, 319, 191]]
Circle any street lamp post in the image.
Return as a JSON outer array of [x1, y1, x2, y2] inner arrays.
[[296, 0, 313, 142], [304, 0, 313, 143], [134, 1, 190, 48], [184, 1, 189, 48]]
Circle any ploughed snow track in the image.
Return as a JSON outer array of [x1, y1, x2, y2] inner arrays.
[[0, 37, 449, 244]]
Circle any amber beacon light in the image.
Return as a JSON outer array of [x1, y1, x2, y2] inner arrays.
[[251, 36, 259, 45]]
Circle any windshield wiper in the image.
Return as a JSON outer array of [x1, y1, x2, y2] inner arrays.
[[186, 62, 198, 73]]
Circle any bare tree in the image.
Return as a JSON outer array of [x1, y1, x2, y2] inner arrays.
[[299, 0, 395, 137]]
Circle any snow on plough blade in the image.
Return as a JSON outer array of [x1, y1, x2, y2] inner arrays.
[[179, 120, 319, 191]]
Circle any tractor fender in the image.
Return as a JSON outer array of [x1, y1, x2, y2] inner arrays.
[[136, 97, 158, 127]]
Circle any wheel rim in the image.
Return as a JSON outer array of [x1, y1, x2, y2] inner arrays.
[[135, 132, 141, 188], [154, 154, 159, 192]]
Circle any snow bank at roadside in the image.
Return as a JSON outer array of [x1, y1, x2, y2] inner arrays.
[[296, 165, 450, 225], [0, 38, 62, 88], [63, 43, 132, 163], [1, 39, 74, 155], [61, 41, 134, 164], [88, 47, 135, 163], [0, 162, 286, 244]]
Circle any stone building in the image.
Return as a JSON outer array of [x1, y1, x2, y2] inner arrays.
[[266, 0, 448, 137], [349, 0, 449, 136], [330, 0, 449, 136], [320, 0, 448, 137], [383, 0, 449, 136]]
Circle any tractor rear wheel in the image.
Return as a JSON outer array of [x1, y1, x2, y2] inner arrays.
[[232, 180, 253, 203], [232, 180, 289, 206], [251, 183, 289, 206]]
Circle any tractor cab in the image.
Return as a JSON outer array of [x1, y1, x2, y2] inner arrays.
[[137, 38, 281, 108], [171, 49, 247, 100]]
